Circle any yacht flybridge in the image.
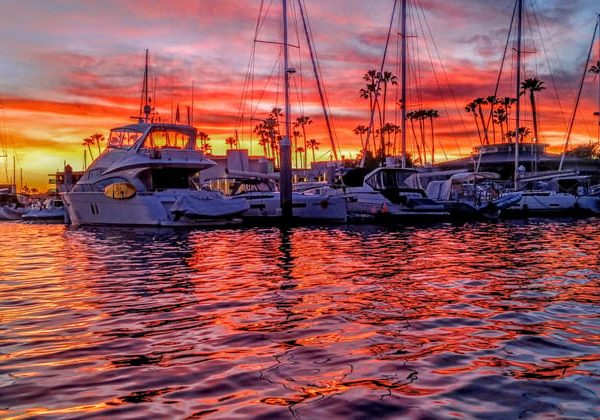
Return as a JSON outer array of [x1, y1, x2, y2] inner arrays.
[[61, 123, 249, 226]]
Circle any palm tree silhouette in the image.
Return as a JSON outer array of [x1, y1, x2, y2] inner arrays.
[[82, 137, 95, 161], [465, 102, 483, 145], [307, 138, 319, 164], [486, 95, 498, 144], [520, 77, 545, 144], [225, 136, 237, 150], [473, 97, 489, 144], [89, 133, 105, 156], [426, 109, 439, 165], [353, 125, 369, 151], [589, 60, 600, 75], [293, 115, 312, 168]]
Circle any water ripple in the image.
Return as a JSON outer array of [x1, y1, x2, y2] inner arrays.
[[0, 219, 599, 418]]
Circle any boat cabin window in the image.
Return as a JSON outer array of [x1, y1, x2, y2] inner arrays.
[[108, 128, 144, 149], [140, 168, 197, 191], [142, 129, 193, 150], [365, 170, 417, 191]]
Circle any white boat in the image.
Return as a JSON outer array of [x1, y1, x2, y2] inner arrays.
[[426, 172, 522, 219], [21, 197, 66, 222], [0, 188, 28, 221], [311, 167, 449, 222], [206, 177, 347, 222], [62, 122, 249, 226], [500, 174, 600, 217]]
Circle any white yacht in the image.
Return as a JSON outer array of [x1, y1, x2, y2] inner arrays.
[[62, 123, 249, 226], [308, 167, 449, 222], [426, 172, 522, 220], [205, 176, 347, 222]]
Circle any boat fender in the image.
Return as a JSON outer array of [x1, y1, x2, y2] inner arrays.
[[522, 204, 529, 212], [320, 199, 329, 209], [573, 202, 580, 210]]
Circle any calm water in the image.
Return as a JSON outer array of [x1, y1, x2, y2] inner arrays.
[[0, 220, 599, 419]]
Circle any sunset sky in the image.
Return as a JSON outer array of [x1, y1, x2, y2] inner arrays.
[[0, 0, 599, 190]]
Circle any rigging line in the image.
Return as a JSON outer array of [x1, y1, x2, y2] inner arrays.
[[486, 0, 517, 137], [529, 0, 569, 131], [414, 0, 461, 161], [306, 13, 343, 157], [415, 0, 470, 155], [236, 0, 266, 147], [361, 0, 398, 166], [290, 0, 306, 120], [298, 0, 340, 160], [559, 19, 599, 170]]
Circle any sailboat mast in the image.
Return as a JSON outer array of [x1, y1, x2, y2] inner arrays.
[[280, 0, 293, 219], [514, 0, 523, 190], [401, 0, 407, 168], [597, 13, 600, 144]]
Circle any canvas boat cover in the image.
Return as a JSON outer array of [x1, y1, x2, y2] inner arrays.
[[170, 192, 249, 219]]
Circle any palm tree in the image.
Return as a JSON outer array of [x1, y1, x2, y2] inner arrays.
[[360, 69, 381, 153], [353, 125, 369, 151], [82, 137, 95, 161], [465, 102, 483, 145], [293, 115, 312, 168], [494, 107, 508, 142], [377, 70, 397, 156], [589, 60, 600, 75], [90, 133, 105, 156], [253, 122, 270, 157], [520, 77, 545, 144], [473, 97, 489, 144], [406, 111, 422, 164], [198, 131, 210, 149], [225, 136, 237, 150], [426, 109, 439, 165], [307, 138, 319, 163], [506, 127, 531, 143], [486, 95, 498, 144]]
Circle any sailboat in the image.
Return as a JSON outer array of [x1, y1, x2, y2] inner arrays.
[[226, 0, 347, 223], [499, 2, 600, 217]]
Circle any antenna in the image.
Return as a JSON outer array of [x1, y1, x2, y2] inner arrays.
[[139, 49, 152, 122]]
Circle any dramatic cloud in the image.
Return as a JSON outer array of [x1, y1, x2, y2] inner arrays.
[[0, 0, 598, 189]]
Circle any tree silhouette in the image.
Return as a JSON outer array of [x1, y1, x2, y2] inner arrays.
[[82, 137, 95, 161], [520, 77, 545, 144], [225, 136, 237, 150], [307, 138, 319, 163]]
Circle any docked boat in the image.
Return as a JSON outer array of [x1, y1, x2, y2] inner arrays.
[[500, 174, 600, 217], [0, 186, 28, 221], [61, 123, 249, 226], [312, 167, 449, 223], [205, 176, 347, 222], [21, 196, 66, 222], [426, 172, 522, 220]]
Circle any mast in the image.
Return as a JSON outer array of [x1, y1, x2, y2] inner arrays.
[[280, 0, 293, 219], [298, 0, 338, 161], [401, 0, 407, 168], [558, 16, 599, 171], [514, 0, 523, 190]]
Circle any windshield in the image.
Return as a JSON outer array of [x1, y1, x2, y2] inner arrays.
[[142, 128, 193, 150], [108, 128, 144, 149]]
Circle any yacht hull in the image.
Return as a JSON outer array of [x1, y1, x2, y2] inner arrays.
[[233, 193, 347, 223], [62, 191, 245, 226]]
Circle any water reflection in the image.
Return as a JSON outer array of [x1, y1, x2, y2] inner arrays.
[[0, 220, 598, 418]]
